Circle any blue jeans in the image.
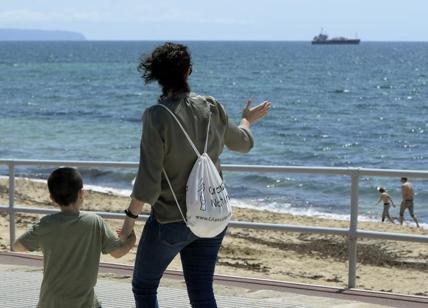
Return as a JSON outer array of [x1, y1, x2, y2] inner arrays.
[[132, 213, 226, 308]]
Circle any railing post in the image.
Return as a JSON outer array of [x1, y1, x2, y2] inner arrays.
[[348, 170, 359, 288], [8, 162, 16, 250]]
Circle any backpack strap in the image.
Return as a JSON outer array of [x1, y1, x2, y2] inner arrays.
[[204, 111, 211, 154], [157, 102, 212, 224], [162, 168, 188, 224]]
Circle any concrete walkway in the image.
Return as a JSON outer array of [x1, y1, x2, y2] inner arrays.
[[0, 266, 376, 308], [1, 269, 305, 308]]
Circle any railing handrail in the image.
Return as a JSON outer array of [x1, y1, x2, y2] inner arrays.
[[2, 158, 428, 177], [1, 158, 428, 290]]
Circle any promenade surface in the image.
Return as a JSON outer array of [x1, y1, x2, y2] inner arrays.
[[1, 252, 428, 308]]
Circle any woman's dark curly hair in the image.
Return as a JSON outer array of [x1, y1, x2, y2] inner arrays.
[[138, 42, 192, 96]]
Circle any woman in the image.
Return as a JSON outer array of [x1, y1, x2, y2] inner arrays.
[[120, 42, 271, 308]]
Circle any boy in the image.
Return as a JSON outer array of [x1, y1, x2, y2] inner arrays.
[[13, 167, 136, 308], [376, 187, 395, 223]]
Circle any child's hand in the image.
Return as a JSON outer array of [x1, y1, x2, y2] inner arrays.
[[117, 227, 136, 242], [117, 227, 129, 241], [129, 229, 136, 242]]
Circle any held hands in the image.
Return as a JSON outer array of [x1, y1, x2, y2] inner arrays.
[[241, 99, 272, 125], [116, 228, 123, 237], [118, 199, 144, 240], [117, 227, 136, 242]]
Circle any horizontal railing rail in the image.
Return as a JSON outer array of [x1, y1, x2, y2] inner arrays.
[[3, 158, 428, 177], [1, 158, 428, 289]]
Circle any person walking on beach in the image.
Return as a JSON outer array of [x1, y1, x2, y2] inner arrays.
[[399, 177, 420, 228], [375, 187, 395, 223], [119, 42, 271, 308], [13, 167, 136, 308]]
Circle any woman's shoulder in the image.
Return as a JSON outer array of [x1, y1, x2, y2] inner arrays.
[[189, 93, 228, 118], [140, 104, 169, 131], [144, 93, 228, 124]]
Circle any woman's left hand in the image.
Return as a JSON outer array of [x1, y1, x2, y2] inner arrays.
[[241, 99, 272, 125]]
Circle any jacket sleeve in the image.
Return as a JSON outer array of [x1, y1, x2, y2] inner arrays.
[[131, 107, 165, 205], [218, 103, 254, 153]]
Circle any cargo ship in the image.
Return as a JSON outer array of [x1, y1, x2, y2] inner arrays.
[[312, 32, 360, 45]]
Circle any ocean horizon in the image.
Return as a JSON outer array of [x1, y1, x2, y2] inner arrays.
[[1, 41, 428, 224]]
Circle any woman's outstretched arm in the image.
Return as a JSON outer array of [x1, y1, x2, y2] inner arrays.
[[224, 99, 271, 152]]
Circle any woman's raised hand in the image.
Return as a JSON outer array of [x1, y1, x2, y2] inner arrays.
[[241, 99, 272, 125]]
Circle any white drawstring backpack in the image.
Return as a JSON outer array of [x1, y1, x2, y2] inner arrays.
[[158, 103, 232, 238]]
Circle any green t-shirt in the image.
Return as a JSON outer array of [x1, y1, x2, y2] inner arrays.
[[18, 211, 122, 308]]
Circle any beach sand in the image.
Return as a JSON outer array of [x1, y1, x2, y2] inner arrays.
[[1, 178, 427, 296]]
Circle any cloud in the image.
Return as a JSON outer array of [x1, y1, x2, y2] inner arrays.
[[0, 7, 253, 28], [0, 9, 111, 23]]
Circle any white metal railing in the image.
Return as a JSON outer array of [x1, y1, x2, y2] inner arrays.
[[1, 158, 428, 289]]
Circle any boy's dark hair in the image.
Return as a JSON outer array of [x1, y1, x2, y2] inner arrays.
[[48, 167, 83, 206], [377, 187, 385, 193], [401, 177, 408, 182], [137, 42, 191, 96]]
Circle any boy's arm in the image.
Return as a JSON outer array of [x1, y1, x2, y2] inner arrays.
[[13, 240, 29, 252], [13, 223, 41, 252], [100, 216, 136, 258], [109, 230, 136, 258], [388, 196, 395, 207]]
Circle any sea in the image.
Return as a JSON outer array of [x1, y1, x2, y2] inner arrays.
[[1, 41, 428, 225]]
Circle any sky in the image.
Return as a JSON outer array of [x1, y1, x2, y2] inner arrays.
[[1, 0, 428, 41]]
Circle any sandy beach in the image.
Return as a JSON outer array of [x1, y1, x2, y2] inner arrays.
[[1, 178, 427, 296]]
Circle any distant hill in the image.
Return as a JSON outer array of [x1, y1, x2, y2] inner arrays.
[[0, 29, 86, 41]]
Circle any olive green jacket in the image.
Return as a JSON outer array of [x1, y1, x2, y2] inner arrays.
[[131, 92, 254, 223]]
